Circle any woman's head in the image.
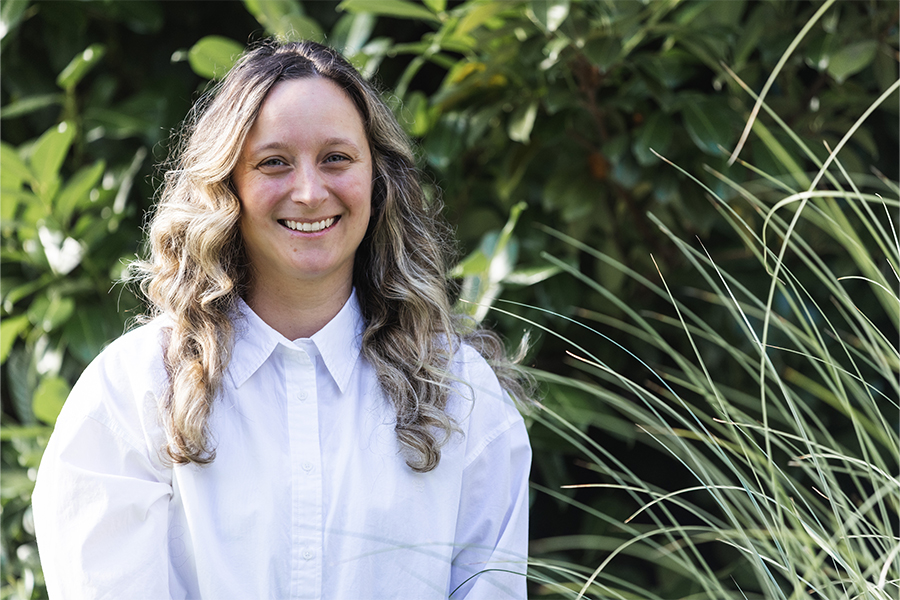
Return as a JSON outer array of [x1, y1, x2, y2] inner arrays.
[[152, 41, 424, 305], [231, 75, 374, 304]]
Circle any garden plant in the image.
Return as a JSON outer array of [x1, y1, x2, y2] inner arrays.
[[1, 1, 897, 598]]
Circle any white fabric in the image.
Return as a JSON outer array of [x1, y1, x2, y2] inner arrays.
[[33, 292, 531, 599]]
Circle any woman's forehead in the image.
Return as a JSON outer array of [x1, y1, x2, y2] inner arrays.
[[242, 78, 369, 154]]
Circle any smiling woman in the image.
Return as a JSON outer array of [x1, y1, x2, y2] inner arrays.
[[30, 41, 532, 600], [233, 77, 373, 338]]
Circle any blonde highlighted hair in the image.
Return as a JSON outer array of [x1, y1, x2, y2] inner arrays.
[[134, 40, 528, 472]]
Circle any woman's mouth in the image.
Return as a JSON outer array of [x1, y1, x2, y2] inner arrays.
[[280, 217, 337, 233]]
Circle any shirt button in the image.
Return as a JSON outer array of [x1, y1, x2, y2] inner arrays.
[[302, 549, 314, 560], [302, 461, 313, 472], [297, 391, 308, 402]]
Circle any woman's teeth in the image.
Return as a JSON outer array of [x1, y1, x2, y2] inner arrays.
[[282, 217, 335, 232]]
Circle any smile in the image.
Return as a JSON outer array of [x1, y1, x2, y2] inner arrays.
[[280, 217, 336, 233]]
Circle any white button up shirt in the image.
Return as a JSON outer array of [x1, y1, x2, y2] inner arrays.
[[33, 292, 531, 599]]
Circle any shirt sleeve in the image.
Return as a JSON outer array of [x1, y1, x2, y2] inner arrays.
[[32, 338, 174, 600], [448, 349, 532, 599]]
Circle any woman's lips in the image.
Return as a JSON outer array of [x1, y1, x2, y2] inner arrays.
[[279, 217, 337, 233]]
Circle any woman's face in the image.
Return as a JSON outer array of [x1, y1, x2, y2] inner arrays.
[[232, 77, 373, 297]]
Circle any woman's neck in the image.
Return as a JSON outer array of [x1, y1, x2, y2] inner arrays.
[[243, 277, 352, 340]]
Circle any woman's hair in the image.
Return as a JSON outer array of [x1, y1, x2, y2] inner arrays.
[[133, 40, 528, 472]]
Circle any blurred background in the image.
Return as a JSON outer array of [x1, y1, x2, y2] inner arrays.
[[2, 1, 898, 598]]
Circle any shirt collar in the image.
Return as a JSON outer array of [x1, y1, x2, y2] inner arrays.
[[228, 290, 364, 393]]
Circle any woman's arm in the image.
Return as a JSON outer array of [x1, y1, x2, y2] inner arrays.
[[450, 417, 531, 599], [32, 331, 174, 600], [449, 346, 532, 599]]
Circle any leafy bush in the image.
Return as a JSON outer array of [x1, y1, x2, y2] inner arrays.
[[1, 1, 897, 598], [1, 33, 145, 600]]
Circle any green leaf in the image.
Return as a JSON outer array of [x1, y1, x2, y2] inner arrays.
[[423, 0, 445, 12], [454, 202, 526, 322], [451, 2, 507, 41], [6, 347, 37, 424], [0, 141, 33, 189], [503, 264, 561, 286], [330, 12, 376, 54], [583, 37, 620, 72], [109, 0, 164, 34], [397, 90, 431, 137], [653, 49, 698, 89], [32, 376, 69, 425], [0, 425, 52, 441], [692, 0, 746, 27], [350, 37, 392, 79], [681, 98, 733, 157], [62, 306, 115, 365], [0, 314, 30, 364], [424, 112, 466, 169], [0, 467, 34, 501], [528, 0, 570, 33], [2, 273, 53, 313], [84, 106, 153, 140], [493, 201, 526, 262], [29, 121, 75, 195], [827, 40, 878, 84], [873, 43, 897, 93], [56, 44, 106, 91], [0, 93, 63, 120], [244, 0, 305, 21], [55, 160, 105, 225], [732, 6, 767, 68], [632, 111, 673, 166], [0, 188, 34, 222], [243, 0, 324, 43], [338, 0, 441, 23], [26, 292, 75, 332], [274, 15, 325, 43], [508, 101, 538, 144], [804, 32, 839, 73], [751, 118, 811, 189], [0, 0, 30, 41], [450, 249, 489, 278], [188, 36, 244, 80]]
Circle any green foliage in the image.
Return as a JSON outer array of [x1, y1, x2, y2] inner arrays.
[[1, 1, 897, 598], [452, 201, 561, 324], [352, 0, 898, 333], [188, 36, 245, 80], [1, 52, 146, 600], [519, 80, 899, 595], [244, 0, 325, 43], [338, 0, 443, 24]]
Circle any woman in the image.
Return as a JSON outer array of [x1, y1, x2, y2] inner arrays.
[[32, 41, 531, 599]]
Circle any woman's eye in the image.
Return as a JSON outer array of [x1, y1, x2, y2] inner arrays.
[[324, 154, 349, 164], [259, 158, 287, 168]]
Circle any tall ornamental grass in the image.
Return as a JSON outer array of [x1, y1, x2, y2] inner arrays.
[[517, 65, 899, 600]]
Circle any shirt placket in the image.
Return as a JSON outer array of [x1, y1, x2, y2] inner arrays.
[[284, 346, 323, 599]]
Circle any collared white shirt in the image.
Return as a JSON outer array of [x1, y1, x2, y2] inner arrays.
[[33, 292, 531, 599]]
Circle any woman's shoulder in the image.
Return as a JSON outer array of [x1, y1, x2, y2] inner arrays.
[[450, 342, 502, 388], [55, 316, 172, 447], [85, 316, 170, 382], [447, 341, 527, 452]]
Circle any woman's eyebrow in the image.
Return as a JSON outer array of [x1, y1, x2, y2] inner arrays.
[[322, 137, 363, 149], [247, 138, 362, 154], [245, 140, 288, 155]]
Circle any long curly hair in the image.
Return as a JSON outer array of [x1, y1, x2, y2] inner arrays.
[[133, 40, 529, 472]]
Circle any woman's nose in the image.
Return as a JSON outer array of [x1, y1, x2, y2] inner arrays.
[[290, 163, 328, 207]]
